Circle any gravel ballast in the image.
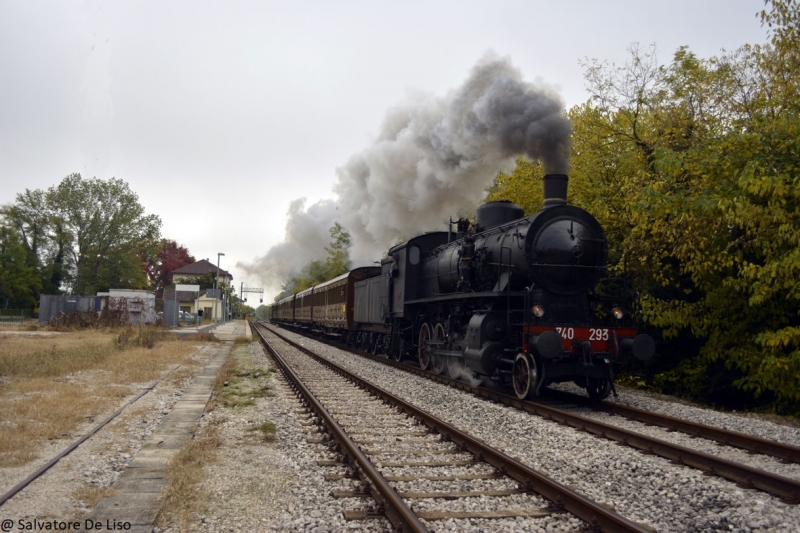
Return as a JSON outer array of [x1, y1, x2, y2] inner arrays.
[[5, 330, 798, 533], [266, 326, 800, 533]]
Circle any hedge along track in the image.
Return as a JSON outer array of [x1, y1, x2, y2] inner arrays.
[[253, 322, 649, 533], [258, 322, 800, 505]]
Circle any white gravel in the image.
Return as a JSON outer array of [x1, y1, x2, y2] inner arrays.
[[158, 339, 392, 533], [268, 326, 800, 533], [266, 333, 588, 533]]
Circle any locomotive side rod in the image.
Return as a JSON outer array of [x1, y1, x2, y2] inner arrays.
[[252, 324, 430, 533], [273, 322, 800, 505], [261, 323, 651, 533]]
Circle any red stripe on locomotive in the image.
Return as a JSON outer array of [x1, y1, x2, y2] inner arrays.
[[523, 325, 639, 357]]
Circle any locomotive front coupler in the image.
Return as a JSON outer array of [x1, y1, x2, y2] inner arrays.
[[575, 341, 593, 366]]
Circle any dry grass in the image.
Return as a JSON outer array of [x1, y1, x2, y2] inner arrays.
[[157, 421, 223, 529], [0, 381, 112, 465], [194, 331, 219, 343], [0, 327, 205, 467], [0, 322, 40, 332], [157, 343, 278, 528], [73, 485, 114, 508], [0, 330, 112, 378]]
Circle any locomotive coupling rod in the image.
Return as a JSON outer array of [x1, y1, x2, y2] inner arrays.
[[254, 327, 430, 533]]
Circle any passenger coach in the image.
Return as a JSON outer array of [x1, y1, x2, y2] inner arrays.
[[271, 267, 380, 337]]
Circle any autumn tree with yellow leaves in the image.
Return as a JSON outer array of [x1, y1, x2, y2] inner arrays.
[[490, 0, 800, 413]]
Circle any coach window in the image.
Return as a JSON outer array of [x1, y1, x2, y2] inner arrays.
[[409, 246, 420, 265], [334, 283, 345, 303]]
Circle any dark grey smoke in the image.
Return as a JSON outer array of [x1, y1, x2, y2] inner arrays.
[[335, 53, 571, 260], [240, 54, 571, 297]]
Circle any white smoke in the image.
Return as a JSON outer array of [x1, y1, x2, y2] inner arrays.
[[238, 198, 338, 296], [240, 54, 571, 297]]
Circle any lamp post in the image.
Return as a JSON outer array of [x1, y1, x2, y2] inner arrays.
[[214, 252, 225, 324]]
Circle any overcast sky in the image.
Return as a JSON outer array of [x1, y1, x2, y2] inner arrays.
[[0, 0, 771, 301]]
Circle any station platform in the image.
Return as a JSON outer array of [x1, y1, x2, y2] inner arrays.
[[211, 319, 252, 341], [88, 320, 253, 531], [169, 319, 251, 341], [87, 342, 230, 532]]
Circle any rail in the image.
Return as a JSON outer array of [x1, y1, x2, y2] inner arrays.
[[261, 321, 800, 504], [255, 322, 653, 532]]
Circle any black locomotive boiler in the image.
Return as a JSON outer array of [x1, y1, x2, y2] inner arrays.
[[272, 174, 654, 400]]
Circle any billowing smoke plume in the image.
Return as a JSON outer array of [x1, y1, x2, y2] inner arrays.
[[337, 54, 571, 260], [239, 54, 571, 298], [238, 199, 338, 295]]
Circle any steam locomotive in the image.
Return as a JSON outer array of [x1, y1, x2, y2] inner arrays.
[[271, 174, 654, 400]]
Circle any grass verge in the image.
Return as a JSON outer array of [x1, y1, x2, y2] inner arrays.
[[73, 485, 114, 508], [0, 326, 206, 467], [157, 343, 279, 528], [248, 421, 278, 442]]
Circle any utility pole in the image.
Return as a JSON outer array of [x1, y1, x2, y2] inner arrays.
[[214, 252, 225, 324]]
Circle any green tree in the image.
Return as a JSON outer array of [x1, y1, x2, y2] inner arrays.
[[291, 260, 334, 292], [0, 225, 41, 308], [486, 158, 545, 214], [46, 174, 162, 295], [1, 174, 162, 301], [273, 222, 354, 301], [255, 304, 271, 319], [325, 222, 351, 276], [569, 1, 800, 411], [173, 274, 216, 292], [1, 189, 71, 295]]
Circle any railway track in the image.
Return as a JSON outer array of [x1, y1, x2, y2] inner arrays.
[[0, 360, 190, 508], [539, 389, 800, 464], [260, 321, 800, 505], [253, 322, 651, 532]]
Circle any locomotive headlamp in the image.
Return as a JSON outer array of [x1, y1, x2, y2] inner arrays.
[[532, 304, 545, 318], [612, 307, 624, 320]]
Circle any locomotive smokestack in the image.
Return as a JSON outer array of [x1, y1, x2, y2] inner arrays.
[[543, 174, 568, 208]]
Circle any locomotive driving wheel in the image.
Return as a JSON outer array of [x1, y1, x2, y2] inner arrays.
[[418, 323, 433, 370], [392, 336, 405, 362], [512, 353, 538, 400], [586, 378, 612, 400], [431, 323, 447, 375], [370, 333, 380, 355]]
